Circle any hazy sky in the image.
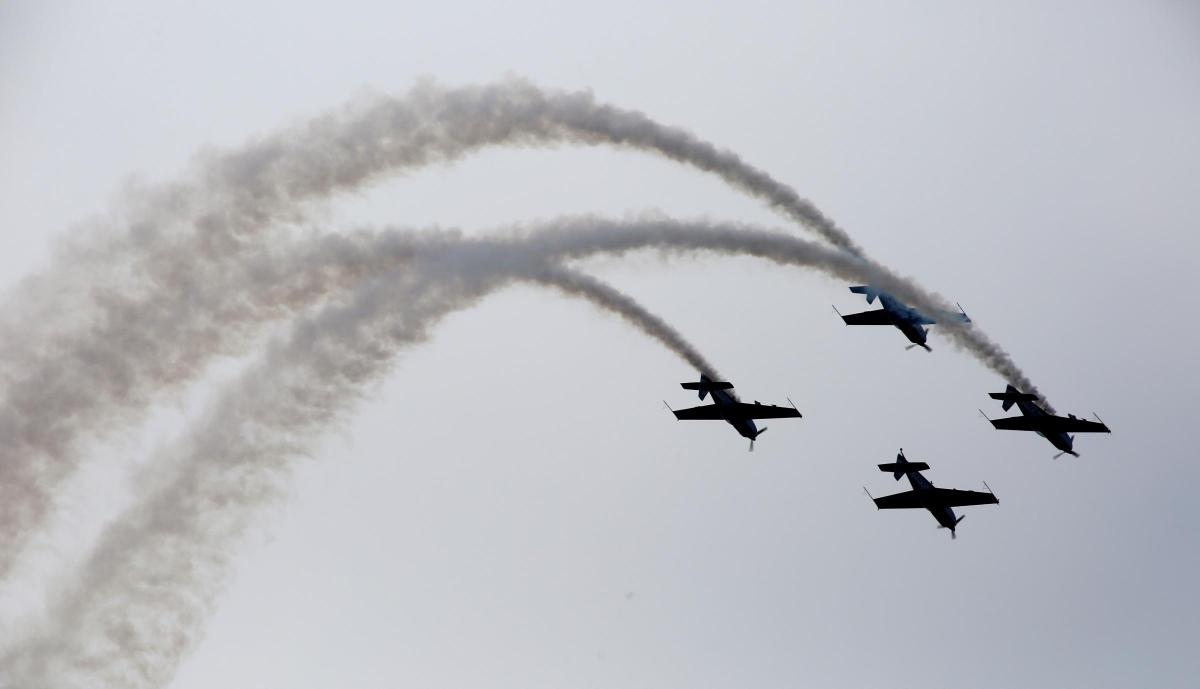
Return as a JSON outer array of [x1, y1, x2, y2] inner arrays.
[[2, 1, 1199, 688]]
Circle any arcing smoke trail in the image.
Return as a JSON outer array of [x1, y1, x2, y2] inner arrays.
[[0, 250, 723, 688], [1, 216, 1042, 688], [478, 217, 1046, 407], [0, 77, 868, 576], [0, 268, 444, 689], [300, 215, 1038, 398], [0, 77, 1042, 577], [329, 216, 1040, 400], [527, 263, 722, 380]]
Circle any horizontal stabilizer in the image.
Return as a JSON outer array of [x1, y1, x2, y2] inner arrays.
[[680, 381, 733, 391], [878, 461, 929, 478], [681, 377, 733, 401], [989, 384, 1038, 411], [849, 285, 879, 304], [988, 391, 1038, 402]]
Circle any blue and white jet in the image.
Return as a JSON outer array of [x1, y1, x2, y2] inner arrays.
[[981, 384, 1111, 459], [665, 374, 802, 451], [834, 285, 970, 351], [866, 449, 998, 539]]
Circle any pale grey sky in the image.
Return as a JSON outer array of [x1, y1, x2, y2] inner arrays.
[[1, 1, 1198, 688]]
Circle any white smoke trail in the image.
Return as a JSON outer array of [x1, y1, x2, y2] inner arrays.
[[0, 248, 724, 688], [323, 216, 1041, 401], [0, 77, 864, 575], [260, 214, 1040, 398], [0, 268, 442, 689], [473, 216, 1045, 406], [0, 215, 1045, 688], [0, 77, 1048, 577], [526, 263, 722, 380], [312, 217, 1034, 396]]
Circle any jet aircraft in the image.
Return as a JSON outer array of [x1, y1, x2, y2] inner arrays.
[[833, 285, 970, 351], [865, 449, 998, 539], [981, 384, 1111, 458], [665, 374, 801, 451]]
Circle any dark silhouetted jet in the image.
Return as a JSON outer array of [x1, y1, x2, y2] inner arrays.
[[866, 449, 998, 539], [665, 374, 801, 451], [833, 285, 970, 351], [981, 384, 1111, 458]]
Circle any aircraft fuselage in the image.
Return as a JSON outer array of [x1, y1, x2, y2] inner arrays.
[[1015, 398, 1076, 455], [709, 387, 760, 440], [906, 470, 959, 532], [879, 293, 931, 348]]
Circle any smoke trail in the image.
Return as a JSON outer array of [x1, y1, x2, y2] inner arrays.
[[304, 216, 1036, 403], [352, 216, 1043, 404], [1, 76, 1056, 584], [0, 77, 865, 574], [0, 247, 728, 688], [0, 229, 446, 577], [527, 263, 721, 380], [252, 214, 1039, 400], [482, 216, 1046, 407], [0, 214, 1046, 688], [0, 77, 1052, 679], [0, 268, 443, 689], [0, 201, 1045, 604], [2, 74, 856, 373]]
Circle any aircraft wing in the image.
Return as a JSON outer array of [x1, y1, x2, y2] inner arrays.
[[873, 488, 997, 509], [990, 415, 1110, 433], [671, 404, 727, 421], [726, 401, 802, 419], [839, 309, 893, 326], [871, 490, 928, 510], [925, 487, 999, 507]]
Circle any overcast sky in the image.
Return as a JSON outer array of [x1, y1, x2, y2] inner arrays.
[[2, 1, 1199, 688]]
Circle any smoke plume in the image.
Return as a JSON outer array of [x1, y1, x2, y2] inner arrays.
[[526, 263, 721, 380], [0, 79, 1056, 688], [0, 213, 1046, 687], [0, 78, 872, 576], [0, 243, 725, 688]]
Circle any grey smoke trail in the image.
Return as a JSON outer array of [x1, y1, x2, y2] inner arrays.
[[0, 216, 1044, 689], [0, 200, 1044, 616], [368, 216, 1043, 404], [0, 249, 726, 688], [0, 229, 445, 578], [527, 263, 721, 380], [268, 214, 1036, 398], [0, 77, 864, 575], [0, 268, 445, 689]]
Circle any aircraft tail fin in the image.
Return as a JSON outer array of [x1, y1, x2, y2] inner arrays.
[[681, 374, 733, 400], [989, 384, 1038, 411], [848, 285, 878, 304], [878, 450, 929, 480]]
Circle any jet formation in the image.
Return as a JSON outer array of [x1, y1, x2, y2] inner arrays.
[[659, 282, 1111, 539]]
